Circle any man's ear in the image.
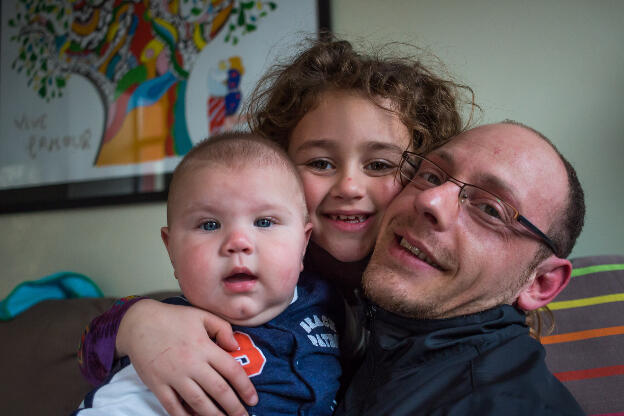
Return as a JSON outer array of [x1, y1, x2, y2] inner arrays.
[[300, 222, 313, 272], [516, 256, 572, 311], [160, 227, 176, 275]]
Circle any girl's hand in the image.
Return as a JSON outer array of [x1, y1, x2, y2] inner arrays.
[[117, 299, 258, 416]]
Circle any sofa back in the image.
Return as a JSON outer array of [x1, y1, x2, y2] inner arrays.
[[544, 255, 624, 415]]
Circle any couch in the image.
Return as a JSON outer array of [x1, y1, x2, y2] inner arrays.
[[0, 291, 178, 416], [0, 256, 622, 416]]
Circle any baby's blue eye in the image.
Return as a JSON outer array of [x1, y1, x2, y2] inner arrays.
[[201, 220, 220, 231], [254, 218, 273, 228]]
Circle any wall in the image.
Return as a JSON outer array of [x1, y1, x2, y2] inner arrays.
[[332, 0, 623, 257], [1, 0, 623, 298], [0, 203, 173, 298]]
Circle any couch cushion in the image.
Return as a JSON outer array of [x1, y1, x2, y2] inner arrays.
[[0, 291, 180, 416], [543, 255, 624, 415], [0, 296, 117, 416]]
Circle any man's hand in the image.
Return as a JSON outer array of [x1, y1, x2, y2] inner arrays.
[[117, 299, 258, 416]]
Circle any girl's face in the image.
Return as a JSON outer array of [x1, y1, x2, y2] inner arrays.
[[288, 90, 411, 263]]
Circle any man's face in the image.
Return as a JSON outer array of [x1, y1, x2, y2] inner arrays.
[[363, 123, 569, 319], [162, 164, 311, 326]]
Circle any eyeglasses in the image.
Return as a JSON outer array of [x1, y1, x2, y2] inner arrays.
[[399, 151, 559, 256]]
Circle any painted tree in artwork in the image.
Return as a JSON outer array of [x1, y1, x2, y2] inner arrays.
[[8, 0, 276, 166]]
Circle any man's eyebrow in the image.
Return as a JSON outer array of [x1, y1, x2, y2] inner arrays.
[[430, 149, 454, 164], [474, 173, 519, 206], [430, 149, 520, 205]]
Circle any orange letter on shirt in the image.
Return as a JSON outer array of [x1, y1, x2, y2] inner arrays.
[[229, 331, 266, 377]]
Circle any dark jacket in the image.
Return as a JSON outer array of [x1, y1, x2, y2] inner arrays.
[[336, 304, 584, 415]]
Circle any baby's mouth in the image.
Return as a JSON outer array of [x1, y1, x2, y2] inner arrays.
[[399, 237, 443, 271], [224, 273, 257, 283], [327, 214, 369, 223]]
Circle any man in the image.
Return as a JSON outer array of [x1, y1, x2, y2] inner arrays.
[[336, 121, 585, 415]]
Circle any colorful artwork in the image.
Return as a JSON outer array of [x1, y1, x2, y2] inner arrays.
[[1, 0, 320, 204], [7, 0, 276, 166], [207, 55, 245, 134]]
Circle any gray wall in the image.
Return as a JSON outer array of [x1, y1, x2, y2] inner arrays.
[[1, 0, 622, 298]]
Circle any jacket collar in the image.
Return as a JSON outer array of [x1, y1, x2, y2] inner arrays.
[[368, 304, 528, 358]]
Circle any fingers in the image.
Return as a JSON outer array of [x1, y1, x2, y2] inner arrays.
[[196, 312, 258, 407], [176, 377, 229, 416], [151, 385, 194, 416], [201, 313, 239, 352], [187, 355, 256, 415], [154, 378, 233, 416], [208, 351, 258, 407]]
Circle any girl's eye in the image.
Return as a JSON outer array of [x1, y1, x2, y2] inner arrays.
[[307, 159, 334, 171], [254, 218, 274, 228], [365, 160, 394, 171], [201, 220, 220, 231]]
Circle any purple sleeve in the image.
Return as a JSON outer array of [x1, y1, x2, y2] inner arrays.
[[78, 296, 145, 386]]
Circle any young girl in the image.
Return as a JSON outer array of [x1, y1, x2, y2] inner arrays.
[[78, 36, 472, 416]]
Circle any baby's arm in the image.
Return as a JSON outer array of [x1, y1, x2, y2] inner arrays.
[[78, 298, 258, 416]]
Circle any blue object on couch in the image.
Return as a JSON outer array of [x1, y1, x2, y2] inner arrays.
[[0, 271, 103, 321]]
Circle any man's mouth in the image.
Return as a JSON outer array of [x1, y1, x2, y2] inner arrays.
[[327, 214, 369, 223], [399, 238, 443, 270]]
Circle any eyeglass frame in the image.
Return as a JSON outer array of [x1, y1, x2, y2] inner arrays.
[[398, 151, 559, 257]]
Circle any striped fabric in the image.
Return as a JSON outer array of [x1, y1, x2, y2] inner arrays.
[[543, 255, 624, 416], [208, 96, 226, 134]]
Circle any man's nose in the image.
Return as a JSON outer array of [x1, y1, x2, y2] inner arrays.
[[221, 229, 254, 255], [412, 182, 461, 229], [330, 167, 365, 200]]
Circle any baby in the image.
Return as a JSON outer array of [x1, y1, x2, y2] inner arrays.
[[75, 132, 343, 416]]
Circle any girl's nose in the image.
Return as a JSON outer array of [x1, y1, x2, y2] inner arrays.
[[331, 169, 365, 200]]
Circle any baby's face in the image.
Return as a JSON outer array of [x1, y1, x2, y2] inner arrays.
[[162, 164, 311, 326]]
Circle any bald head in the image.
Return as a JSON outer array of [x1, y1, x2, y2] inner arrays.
[[440, 121, 584, 258]]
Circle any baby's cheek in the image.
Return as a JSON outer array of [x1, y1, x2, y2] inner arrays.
[[265, 240, 304, 283]]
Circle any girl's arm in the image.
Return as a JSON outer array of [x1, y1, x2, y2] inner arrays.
[[78, 295, 145, 386], [78, 298, 258, 416]]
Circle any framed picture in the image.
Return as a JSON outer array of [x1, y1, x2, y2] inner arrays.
[[0, 0, 330, 213]]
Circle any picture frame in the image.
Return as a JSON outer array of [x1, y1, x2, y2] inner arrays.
[[0, 0, 331, 213]]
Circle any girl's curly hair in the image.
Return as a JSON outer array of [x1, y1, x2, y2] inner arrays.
[[247, 34, 477, 152]]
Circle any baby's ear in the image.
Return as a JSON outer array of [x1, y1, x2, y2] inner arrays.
[[516, 256, 572, 311], [300, 222, 313, 272], [304, 222, 313, 246], [160, 227, 175, 268]]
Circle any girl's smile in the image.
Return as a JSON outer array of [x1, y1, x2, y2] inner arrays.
[[288, 89, 411, 263]]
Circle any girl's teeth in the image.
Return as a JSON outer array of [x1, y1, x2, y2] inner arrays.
[[331, 215, 366, 223]]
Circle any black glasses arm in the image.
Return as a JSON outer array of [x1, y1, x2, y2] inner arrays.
[[517, 215, 559, 257]]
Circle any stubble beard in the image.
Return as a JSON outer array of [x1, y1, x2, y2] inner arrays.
[[362, 260, 443, 319], [362, 249, 540, 320]]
